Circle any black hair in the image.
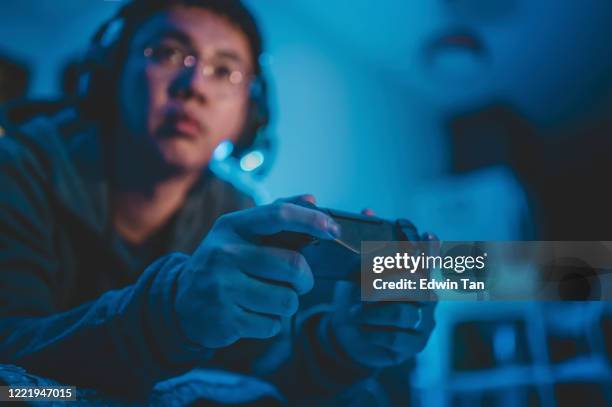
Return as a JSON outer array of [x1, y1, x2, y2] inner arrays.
[[112, 0, 263, 75], [80, 0, 268, 142]]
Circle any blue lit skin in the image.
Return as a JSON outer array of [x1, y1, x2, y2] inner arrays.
[[331, 231, 440, 368], [175, 196, 340, 348], [117, 7, 252, 173]]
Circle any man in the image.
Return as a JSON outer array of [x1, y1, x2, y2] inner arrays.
[[0, 0, 436, 404]]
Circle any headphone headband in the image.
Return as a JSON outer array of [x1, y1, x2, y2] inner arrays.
[[78, 5, 273, 169]]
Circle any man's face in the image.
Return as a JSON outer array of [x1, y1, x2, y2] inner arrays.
[[117, 6, 253, 171]]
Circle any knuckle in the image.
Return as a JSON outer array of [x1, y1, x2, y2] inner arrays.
[[217, 310, 239, 340], [218, 243, 241, 259], [206, 273, 232, 302], [272, 288, 299, 316], [206, 274, 224, 294], [274, 289, 298, 316], [207, 246, 229, 268], [233, 313, 249, 337], [287, 253, 309, 284], [267, 319, 281, 337], [252, 318, 278, 338], [227, 319, 240, 340], [282, 291, 299, 315], [313, 213, 328, 230], [299, 269, 314, 294], [287, 252, 303, 270], [214, 213, 232, 229], [209, 244, 242, 270], [275, 203, 292, 223], [232, 322, 246, 340]]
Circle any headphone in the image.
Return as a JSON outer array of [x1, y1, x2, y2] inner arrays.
[[77, 4, 273, 167]]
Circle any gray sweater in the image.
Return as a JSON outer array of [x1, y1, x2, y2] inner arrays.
[[0, 107, 373, 404]]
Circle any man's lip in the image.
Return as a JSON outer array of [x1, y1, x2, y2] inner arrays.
[[172, 119, 201, 138], [163, 111, 204, 138]]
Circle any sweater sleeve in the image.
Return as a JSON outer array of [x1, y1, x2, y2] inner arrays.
[[0, 137, 211, 399]]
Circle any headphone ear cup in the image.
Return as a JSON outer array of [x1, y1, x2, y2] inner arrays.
[[78, 59, 116, 121], [232, 75, 270, 156], [77, 17, 125, 119]]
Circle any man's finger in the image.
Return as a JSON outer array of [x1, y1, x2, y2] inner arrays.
[[233, 245, 314, 294], [235, 309, 282, 339], [234, 274, 300, 317], [361, 208, 376, 216], [226, 202, 340, 240], [275, 194, 316, 205]]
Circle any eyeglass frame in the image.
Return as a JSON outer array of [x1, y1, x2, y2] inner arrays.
[[140, 42, 255, 98]]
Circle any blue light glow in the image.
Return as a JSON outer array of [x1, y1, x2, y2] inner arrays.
[[212, 140, 234, 161], [240, 150, 265, 172]]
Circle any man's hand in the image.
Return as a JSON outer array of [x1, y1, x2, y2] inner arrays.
[[330, 210, 438, 368], [174, 195, 340, 349]]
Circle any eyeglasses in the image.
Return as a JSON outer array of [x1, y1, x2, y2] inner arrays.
[[143, 43, 252, 98]]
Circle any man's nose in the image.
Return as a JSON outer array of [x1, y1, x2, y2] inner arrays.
[[170, 65, 210, 103]]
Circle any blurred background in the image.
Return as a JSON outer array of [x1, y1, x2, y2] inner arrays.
[[0, 0, 611, 405]]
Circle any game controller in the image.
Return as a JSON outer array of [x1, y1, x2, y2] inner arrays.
[[259, 201, 423, 281]]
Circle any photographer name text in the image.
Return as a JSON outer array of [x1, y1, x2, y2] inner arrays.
[[371, 252, 487, 291]]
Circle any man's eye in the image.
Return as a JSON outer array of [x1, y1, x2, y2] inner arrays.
[[212, 65, 233, 79], [153, 45, 185, 64]]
